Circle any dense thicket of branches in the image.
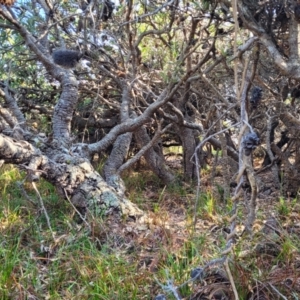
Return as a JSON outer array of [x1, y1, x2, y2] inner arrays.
[[1, 0, 300, 218]]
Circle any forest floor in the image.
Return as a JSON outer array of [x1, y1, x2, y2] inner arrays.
[[0, 163, 299, 299]]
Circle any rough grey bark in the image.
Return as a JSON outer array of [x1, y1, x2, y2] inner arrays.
[[134, 125, 175, 184], [0, 133, 143, 217], [239, 65, 258, 233], [0, 88, 26, 125], [218, 127, 230, 200], [103, 85, 133, 189], [174, 21, 198, 181], [265, 116, 280, 189], [0, 106, 18, 129], [176, 125, 197, 181], [52, 73, 79, 143], [104, 132, 132, 187]]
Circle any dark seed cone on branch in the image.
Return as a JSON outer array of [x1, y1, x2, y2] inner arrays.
[[0, 0, 16, 5], [52, 49, 83, 69], [250, 86, 262, 109], [242, 132, 260, 156]]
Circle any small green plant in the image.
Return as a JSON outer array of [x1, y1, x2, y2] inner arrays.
[[277, 237, 298, 263], [216, 183, 225, 201], [277, 196, 290, 216], [158, 256, 192, 297], [204, 193, 215, 216]]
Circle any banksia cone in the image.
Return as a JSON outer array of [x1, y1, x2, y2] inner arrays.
[[291, 87, 300, 98], [250, 86, 262, 109], [52, 49, 83, 69], [0, 0, 16, 6], [242, 132, 260, 156]]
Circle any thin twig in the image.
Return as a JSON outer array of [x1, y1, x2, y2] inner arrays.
[[243, 119, 255, 133], [156, 271, 182, 300], [32, 181, 55, 241], [224, 258, 239, 300], [268, 283, 288, 300]]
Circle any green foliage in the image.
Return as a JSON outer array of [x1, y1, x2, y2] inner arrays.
[[200, 0, 210, 10], [277, 196, 290, 216], [193, 192, 218, 217], [277, 237, 298, 263]]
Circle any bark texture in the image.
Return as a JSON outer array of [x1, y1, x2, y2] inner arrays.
[[135, 126, 175, 184], [176, 125, 197, 180], [0, 133, 143, 217]]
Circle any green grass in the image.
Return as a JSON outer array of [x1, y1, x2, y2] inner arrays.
[[0, 165, 158, 299], [0, 164, 299, 299]]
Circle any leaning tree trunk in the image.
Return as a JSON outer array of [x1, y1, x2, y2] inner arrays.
[[134, 126, 175, 184], [175, 125, 197, 181], [103, 85, 133, 190], [0, 134, 143, 218]]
